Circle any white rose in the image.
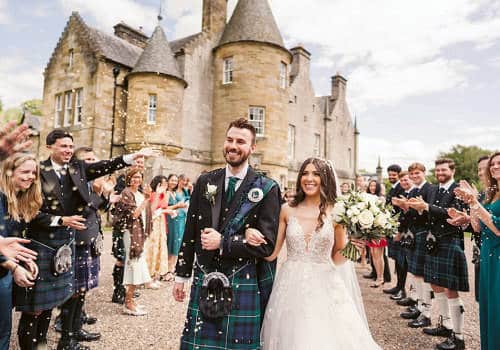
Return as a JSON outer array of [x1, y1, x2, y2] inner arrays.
[[351, 215, 359, 223], [370, 205, 381, 215], [356, 202, 367, 210], [374, 213, 388, 228], [358, 210, 375, 229], [332, 202, 346, 222], [207, 183, 217, 195], [346, 208, 354, 218]]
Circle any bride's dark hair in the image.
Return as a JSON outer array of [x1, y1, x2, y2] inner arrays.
[[290, 157, 338, 229]]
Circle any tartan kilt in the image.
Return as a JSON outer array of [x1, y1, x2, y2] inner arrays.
[[406, 231, 427, 277], [74, 244, 100, 293], [112, 226, 125, 262], [180, 262, 262, 350], [256, 259, 276, 317], [424, 237, 469, 292], [387, 237, 402, 263], [14, 228, 75, 312]]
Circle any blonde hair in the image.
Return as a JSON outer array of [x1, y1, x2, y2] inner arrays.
[[0, 153, 43, 222]]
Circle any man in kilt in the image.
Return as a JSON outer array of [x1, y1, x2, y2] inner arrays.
[[15, 129, 158, 350], [408, 158, 468, 350], [173, 118, 281, 350], [396, 162, 435, 329], [383, 164, 406, 299]]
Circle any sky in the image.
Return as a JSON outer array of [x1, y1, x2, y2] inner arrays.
[[1, 0, 499, 172]]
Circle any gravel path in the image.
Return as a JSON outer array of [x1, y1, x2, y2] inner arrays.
[[11, 234, 480, 349]]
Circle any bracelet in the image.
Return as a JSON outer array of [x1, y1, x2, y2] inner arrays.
[[12, 264, 19, 274]]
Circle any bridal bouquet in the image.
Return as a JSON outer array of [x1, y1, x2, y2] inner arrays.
[[333, 191, 399, 261]]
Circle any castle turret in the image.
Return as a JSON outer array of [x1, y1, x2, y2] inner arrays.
[[126, 25, 186, 157], [376, 156, 383, 183], [211, 0, 292, 179]]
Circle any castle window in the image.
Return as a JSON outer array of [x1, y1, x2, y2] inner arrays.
[[288, 124, 296, 159], [74, 88, 83, 125], [312, 104, 315, 112], [314, 133, 321, 157], [63, 91, 72, 127], [223, 57, 233, 84], [54, 94, 63, 127], [279, 62, 287, 89], [248, 106, 265, 137], [148, 94, 157, 124], [69, 49, 74, 68], [348, 147, 352, 168]]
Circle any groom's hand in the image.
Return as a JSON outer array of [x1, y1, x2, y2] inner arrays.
[[201, 228, 222, 250], [173, 282, 186, 302]]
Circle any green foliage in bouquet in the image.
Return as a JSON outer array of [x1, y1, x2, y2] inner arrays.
[[332, 191, 400, 261]]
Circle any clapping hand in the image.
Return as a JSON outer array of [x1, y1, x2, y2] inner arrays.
[[408, 196, 427, 213], [245, 228, 267, 246], [447, 208, 470, 227], [134, 147, 161, 159], [454, 180, 479, 204], [0, 121, 33, 161], [392, 196, 409, 211], [0, 237, 37, 262]]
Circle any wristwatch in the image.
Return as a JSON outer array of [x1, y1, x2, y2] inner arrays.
[[57, 217, 64, 226]]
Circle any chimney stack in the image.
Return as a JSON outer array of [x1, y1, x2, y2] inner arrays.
[[331, 73, 347, 101], [202, 0, 228, 38]]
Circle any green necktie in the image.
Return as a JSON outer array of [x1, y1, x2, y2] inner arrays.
[[226, 176, 238, 203]]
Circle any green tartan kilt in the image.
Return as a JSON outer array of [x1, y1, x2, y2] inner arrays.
[[14, 228, 75, 312], [424, 236, 469, 292], [180, 262, 264, 350], [406, 230, 427, 277]]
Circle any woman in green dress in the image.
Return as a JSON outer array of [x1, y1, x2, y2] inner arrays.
[[165, 174, 188, 280], [456, 152, 500, 350]]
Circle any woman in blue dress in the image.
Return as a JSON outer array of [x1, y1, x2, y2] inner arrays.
[[166, 174, 188, 280], [456, 151, 500, 350]]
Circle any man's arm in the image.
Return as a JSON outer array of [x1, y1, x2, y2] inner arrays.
[[220, 185, 280, 259]]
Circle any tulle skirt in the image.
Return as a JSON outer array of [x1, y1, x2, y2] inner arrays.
[[261, 259, 380, 350]]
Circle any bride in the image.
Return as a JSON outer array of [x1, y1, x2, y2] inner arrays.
[[245, 158, 380, 350]]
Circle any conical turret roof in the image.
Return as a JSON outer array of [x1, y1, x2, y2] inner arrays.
[[131, 25, 185, 85], [218, 0, 285, 49]]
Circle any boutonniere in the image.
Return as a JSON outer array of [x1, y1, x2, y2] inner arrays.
[[205, 183, 218, 206], [248, 188, 264, 203]]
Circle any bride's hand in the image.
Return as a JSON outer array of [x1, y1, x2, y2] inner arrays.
[[245, 228, 267, 246], [350, 238, 366, 249]]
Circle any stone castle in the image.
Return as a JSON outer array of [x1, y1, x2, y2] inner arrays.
[[41, 0, 359, 189]]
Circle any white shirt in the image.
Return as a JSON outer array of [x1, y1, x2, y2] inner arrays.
[[439, 179, 454, 191], [416, 180, 427, 190], [392, 181, 400, 189], [225, 163, 249, 192]]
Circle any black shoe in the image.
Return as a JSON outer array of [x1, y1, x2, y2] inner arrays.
[[400, 309, 421, 320], [435, 333, 465, 350], [57, 338, 90, 350], [397, 297, 417, 307], [54, 315, 63, 333], [424, 325, 453, 337], [406, 305, 418, 313], [363, 272, 376, 280], [81, 313, 97, 325], [408, 314, 431, 328], [391, 290, 406, 301], [383, 286, 400, 295], [74, 329, 102, 342]]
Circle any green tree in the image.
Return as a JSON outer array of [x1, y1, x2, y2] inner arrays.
[[0, 98, 3, 113], [438, 145, 494, 186], [22, 99, 42, 116]]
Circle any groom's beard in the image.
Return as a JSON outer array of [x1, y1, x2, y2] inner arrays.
[[222, 148, 250, 167]]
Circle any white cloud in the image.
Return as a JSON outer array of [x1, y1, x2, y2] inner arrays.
[[0, 56, 43, 109], [0, 0, 10, 24], [58, 0, 157, 33], [270, 0, 500, 109]]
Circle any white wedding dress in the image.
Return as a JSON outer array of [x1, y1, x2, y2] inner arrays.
[[261, 215, 381, 350]]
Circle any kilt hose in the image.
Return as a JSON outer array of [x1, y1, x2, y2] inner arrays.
[[181, 261, 268, 350], [14, 227, 75, 312], [74, 244, 100, 293], [424, 236, 469, 292], [406, 230, 427, 277]]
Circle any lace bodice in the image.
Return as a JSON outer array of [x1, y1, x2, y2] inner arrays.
[[285, 215, 335, 264]]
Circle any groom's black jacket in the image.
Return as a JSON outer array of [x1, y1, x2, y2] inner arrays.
[[175, 167, 281, 278]]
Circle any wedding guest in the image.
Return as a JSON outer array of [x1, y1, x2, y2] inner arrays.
[[111, 157, 145, 304], [166, 174, 188, 278], [356, 175, 367, 192], [455, 152, 500, 350], [0, 153, 41, 349], [340, 182, 351, 195], [144, 175, 170, 284], [409, 158, 468, 349], [114, 168, 153, 316], [366, 180, 391, 287], [178, 174, 191, 204]]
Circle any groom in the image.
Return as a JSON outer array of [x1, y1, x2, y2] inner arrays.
[[173, 118, 281, 349]]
